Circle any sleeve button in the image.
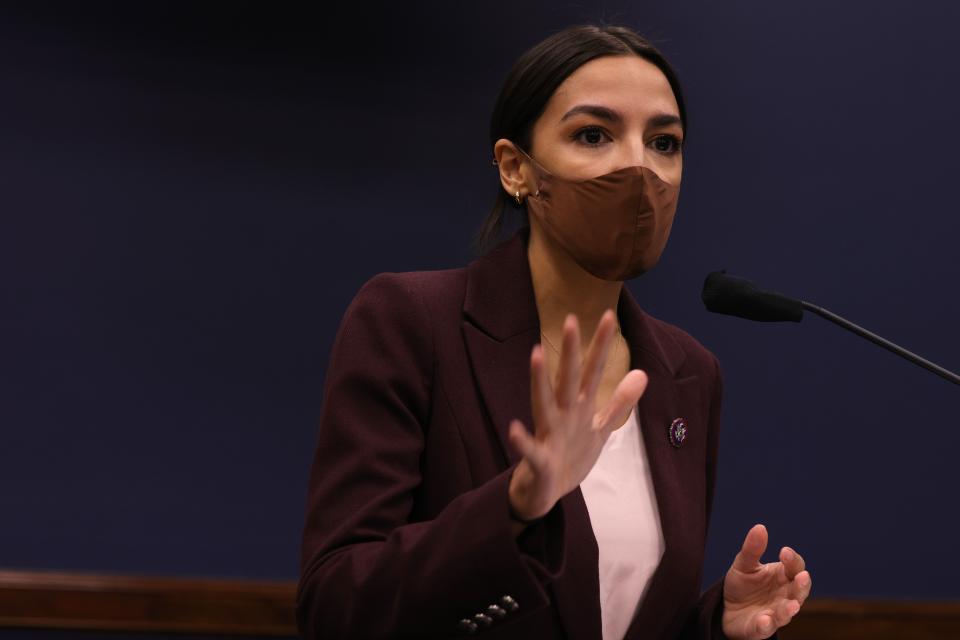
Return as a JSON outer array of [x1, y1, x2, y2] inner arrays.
[[487, 604, 507, 619], [458, 618, 478, 635], [500, 595, 520, 612], [474, 613, 494, 627]]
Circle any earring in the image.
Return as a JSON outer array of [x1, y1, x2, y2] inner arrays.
[[514, 190, 524, 205]]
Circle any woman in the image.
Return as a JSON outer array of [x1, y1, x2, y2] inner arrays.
[[297, 24, 811, 640]]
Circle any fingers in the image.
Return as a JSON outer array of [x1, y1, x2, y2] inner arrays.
[[553, 314, 582, 408], [730, 535, 809, 638], [752, 612, 776, 638], [760, 598, 800, 634], [731, 523, 768, 573], [745, 570, 808, 640], [579, 309, 617, 400], [779, 546, 807, 581], [595, 369, 648, 433], [777, 598, 801, 622], [508, 419, 547, 470], [790, 570, 813, 607], [529, 344, 553, 430], [749, 600, 799, 639]]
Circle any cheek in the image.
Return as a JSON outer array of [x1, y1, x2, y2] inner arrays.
[[544, 152, 604, 181], [567, 158, 616, 180], [651, 157, 682, 187]]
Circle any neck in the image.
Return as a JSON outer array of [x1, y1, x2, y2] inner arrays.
[[526, 220, 623, 346]]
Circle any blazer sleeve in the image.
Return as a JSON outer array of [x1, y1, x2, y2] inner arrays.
[[296, 273, 566, 640]]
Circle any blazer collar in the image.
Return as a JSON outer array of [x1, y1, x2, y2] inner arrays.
[[462, 227, 540, 342], [463, 226, 687, 377]]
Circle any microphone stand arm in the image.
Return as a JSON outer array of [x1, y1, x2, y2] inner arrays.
[[800, 301, 960, 387]]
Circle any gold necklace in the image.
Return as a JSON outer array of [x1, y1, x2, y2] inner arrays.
[[539, 325, 624, 372]]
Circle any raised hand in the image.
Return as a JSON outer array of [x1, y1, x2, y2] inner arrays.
[[722, 524, 812, 639], [506, 310, 648, 522]]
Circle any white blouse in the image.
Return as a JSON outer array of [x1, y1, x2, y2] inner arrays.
[[580, 407, 666, 640]]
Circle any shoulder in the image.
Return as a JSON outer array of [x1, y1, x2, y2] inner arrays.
[[327, 268, 467, 393], [335, 267, 468, 352], [641, 310, 722, 382], [348, 267, 468, 319], [638, 311, 725, 430]]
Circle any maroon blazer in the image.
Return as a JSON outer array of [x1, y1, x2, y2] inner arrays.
[[297, 227, 728, 639]]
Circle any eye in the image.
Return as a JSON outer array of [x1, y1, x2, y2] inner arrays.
[[651, 134, 683, 155], [572, 126, 611, 147]]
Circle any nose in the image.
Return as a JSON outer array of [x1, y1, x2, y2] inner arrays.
[[622, 138, 647, 169]]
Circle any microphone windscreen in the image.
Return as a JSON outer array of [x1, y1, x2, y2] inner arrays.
[[702, 271, 804, 322]]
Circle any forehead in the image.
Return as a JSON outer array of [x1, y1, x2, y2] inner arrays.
[[543, 54, 679, 121]]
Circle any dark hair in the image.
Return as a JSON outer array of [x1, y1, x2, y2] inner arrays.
[[474, 24, 687, 253]]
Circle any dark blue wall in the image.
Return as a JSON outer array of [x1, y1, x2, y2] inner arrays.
[[1, 0, 958, 606]]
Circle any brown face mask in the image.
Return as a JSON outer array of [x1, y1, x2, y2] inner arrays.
[[516, 144, 680, 281]]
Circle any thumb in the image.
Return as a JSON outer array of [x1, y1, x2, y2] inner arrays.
[[731, 523, 768, 573], [508, 419, 547, 470], [595, 369, 648, 432]]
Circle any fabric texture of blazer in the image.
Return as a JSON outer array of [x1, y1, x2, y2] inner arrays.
[[297, 227, 729, 639]]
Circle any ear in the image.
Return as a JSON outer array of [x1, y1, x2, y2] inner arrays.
[[493, 139, 537, 200]]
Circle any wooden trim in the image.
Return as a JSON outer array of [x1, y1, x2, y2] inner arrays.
[[778, 598, 960, 640], [0, 570, 296, 636], [0, 569, 959, 638]]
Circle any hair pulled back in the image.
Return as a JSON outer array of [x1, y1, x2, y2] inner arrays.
[[476, 24, 686, 253]]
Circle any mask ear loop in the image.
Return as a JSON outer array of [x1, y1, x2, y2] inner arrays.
[[512, 143, 544, 199], [489, 142, 544, 198]]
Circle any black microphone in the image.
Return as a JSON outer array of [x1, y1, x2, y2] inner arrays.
[[701, 271, 803, 322], [701, 270, 960, 387]]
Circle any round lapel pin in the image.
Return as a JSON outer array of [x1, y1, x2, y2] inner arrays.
[[668, 418, 687, 448]]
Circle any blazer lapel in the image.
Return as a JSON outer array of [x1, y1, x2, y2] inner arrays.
[[617, 292, 697, 640], [461, 229, 602, 640], [461, 322, 538, 465], [462, 229, 540, 467]]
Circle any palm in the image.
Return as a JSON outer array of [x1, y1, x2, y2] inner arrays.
[[532, 394, 607, 500], [507, 311, 648, 520], [722, 524, 812, 640]]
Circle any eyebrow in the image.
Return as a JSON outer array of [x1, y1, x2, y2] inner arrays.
[[648, 113, 684, 129], [559, 104, 623, 123], [558, 104, 683, 129]]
